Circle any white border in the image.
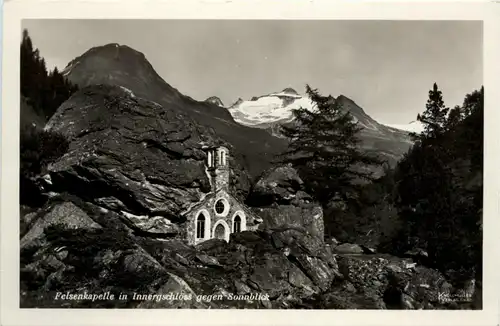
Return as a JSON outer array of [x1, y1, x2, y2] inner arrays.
[[2, 1, 499, 326]]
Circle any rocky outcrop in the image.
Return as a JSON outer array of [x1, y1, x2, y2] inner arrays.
[[42, 84, 252, 233], [250, 166, 306, 204], [21, 201, 102, 250], [334, 243, 364, 255], [19, 196, 339, 308], [248, 166, 324, 239]]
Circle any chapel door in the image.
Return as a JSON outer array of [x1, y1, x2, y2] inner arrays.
[[214, 223, 226, 240]]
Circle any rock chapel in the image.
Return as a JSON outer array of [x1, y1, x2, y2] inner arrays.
[[183, 146, 261, 245]]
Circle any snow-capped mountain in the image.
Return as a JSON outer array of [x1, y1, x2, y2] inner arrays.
[[205, 96, 224, 107], [228, 88, 314, 127], [228, 87, 410, 137], [227, 88, 415, 166]]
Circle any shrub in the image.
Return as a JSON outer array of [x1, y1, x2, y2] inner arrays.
[[20, 125, 69, 178], [20, 125, 70, 206]]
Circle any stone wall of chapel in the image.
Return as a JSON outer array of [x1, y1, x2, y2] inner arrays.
[[213, 166, 230, 192], [185, 218, 197, 245], [186, 192, 250, 245]]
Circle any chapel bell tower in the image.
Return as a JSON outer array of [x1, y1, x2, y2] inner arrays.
[[206, 146, 230, 192]]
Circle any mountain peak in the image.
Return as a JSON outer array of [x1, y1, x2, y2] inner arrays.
[[63, 43, 145, 73], [335, 94, 369, 117], [281, 87, 298, 95], [230, 98, 244, 108], [336, 94, 355, 104], [61, 43, 185, 104], [205, 96, 224, 107]]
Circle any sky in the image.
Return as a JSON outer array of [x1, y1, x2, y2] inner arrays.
[[22, 19, 482, 125]]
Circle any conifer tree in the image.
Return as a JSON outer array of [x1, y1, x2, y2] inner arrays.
[[444, 105, 464, 131], [20, 28, 78, 121], [411, 83, 449, 140], [20, 29, 76, 205], [392, 86, 483, 285], [279, 85, 383, 205], [462, 86, 484, 118]]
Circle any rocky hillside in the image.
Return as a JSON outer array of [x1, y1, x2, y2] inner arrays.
[[20, 193, 480, 309], [228, 89, 413, 167]]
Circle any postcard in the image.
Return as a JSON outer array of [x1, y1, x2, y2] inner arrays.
[[1, 1, 499, 325]]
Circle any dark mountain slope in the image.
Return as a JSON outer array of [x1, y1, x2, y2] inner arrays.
[[335, 95, 413, 166], [62, 44, 286, 178]]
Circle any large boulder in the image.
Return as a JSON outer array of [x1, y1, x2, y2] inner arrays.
[[43, 85, 252, 231], [254, 205, 324, 240], [249, 166, 324, 239], [334, 243, 364, 255], [20, 201, 102, 250], [249, 166, 306, 205]]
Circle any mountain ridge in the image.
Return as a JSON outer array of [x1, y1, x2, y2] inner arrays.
[[60, 43, 287, 179]]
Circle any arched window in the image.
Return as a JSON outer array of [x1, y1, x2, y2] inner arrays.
[[196, 214, 206, 239], [207, 151, 212, 167], [221, 151, 225, 166], [231, 211, 246, 233], [233, 215, 241, 233]]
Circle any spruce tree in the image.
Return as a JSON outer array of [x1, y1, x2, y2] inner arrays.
[[411, 83, 449, 140], [392, 86, 483, 285], [462, 86, 484, 118], [20, 28, 78, 121], [279, 85, 383, 205], [19, 29, 76, 206], [444, 105, 464, 131]]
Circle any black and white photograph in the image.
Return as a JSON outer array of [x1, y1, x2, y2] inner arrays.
[[2, 1, 500, 325]]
